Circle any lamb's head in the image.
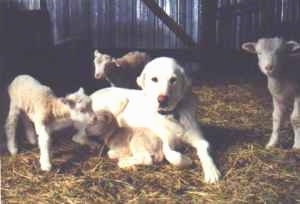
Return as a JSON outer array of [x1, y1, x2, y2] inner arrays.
[[242, 37, 300, 77], [61, 87, 96, 124], [93, 50, 120, 79], [85, 110, 119, 142]]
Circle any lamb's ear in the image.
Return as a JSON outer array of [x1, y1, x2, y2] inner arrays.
[[94, 49, 101, 57], [136, 71, 146, 89], [241, 42, 257, 54], [286, 41, 300, 52], [112, 58, 121, 67], [77, 87, 85, 95]]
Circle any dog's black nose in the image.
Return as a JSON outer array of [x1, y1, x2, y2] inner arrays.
[[158, 95, 169, 107]]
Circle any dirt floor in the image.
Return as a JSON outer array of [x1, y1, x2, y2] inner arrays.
[[1, 77, 300, 204]]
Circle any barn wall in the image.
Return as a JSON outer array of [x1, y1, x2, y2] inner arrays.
[[2, 0, 300, 50], [216, 0, 300, 49]]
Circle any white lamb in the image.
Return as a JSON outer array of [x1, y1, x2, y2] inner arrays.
[[5, 75, 97, 171], [93, 50, 151, 88], [86, 110, 164, 168], [242, 37, 300, 149]]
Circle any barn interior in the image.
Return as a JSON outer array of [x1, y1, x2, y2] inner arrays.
[[1, 0, 300, 203]]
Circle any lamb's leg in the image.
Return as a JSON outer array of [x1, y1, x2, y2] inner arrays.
[[5, 104, 20, 155], [34, 122, 52, 171], [21, 114, 37, 145], [149, 119, 192, 168], [291, 97, 300, 149], [162, 142, 192, 167], [266, 98, 288, 149]]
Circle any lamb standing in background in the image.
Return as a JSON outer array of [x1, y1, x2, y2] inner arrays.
[[86, 110, 164, 168], [93, 50, 151, 88], [242, 37, 300, 149], [5, 75, 97, 171]]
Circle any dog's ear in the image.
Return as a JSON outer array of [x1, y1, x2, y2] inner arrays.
[[136, 71, 146, 89], [178, 65, 192, 94]]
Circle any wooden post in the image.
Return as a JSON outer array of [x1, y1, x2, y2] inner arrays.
[[141, 0, 198, 48]]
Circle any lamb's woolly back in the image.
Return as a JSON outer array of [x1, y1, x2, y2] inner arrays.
[[93, 50, 151, 88], [8, 75, 70, 122], [114, 51, 151, 70]]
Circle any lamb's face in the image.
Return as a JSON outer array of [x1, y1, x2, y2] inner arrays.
[[242, 37, 300, 77], [63, 88, 96, 124], [94, 50, 118, 79]]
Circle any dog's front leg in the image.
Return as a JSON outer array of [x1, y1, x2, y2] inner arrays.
[[179, 107, 220, 183], [183, 124, 220, 184]]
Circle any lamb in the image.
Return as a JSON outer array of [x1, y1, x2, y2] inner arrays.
[[5, 75, 97, 171], [93, 50, 151, 88], [86, 110, 164, 168], [242, 37, 300, 149]]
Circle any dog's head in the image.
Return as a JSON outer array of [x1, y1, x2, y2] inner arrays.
[[136, 57, 191, 113]]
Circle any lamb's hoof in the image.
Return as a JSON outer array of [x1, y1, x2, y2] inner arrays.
[[177, 155, 193, 168], [8, 146, 18, 155], [108, 150, 119, 159], [27, 135, 37, 145], [40, 163, 52, 171], [204, 166, 221, 184], [118, 160, 136, 170], [87, 141, 99, 150], [265, 143, 276, 149], [292, 143, 300, 149]]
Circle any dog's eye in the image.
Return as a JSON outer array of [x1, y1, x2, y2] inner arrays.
[[151, 77, 158, 82], [170, 77, 177, 84]]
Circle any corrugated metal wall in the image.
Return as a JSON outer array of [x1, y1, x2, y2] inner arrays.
[[55, 0, 201, 49], [3, 0, 300, 50], [216, 0, 300, 49]]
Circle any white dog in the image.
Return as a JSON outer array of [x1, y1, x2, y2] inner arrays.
[[89, 57, 221, 183]]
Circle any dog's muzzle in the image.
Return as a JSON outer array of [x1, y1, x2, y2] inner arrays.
[[158, 95, 169, 108]]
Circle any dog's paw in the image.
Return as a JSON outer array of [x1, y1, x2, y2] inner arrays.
[[203, 165, 221, 184]]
